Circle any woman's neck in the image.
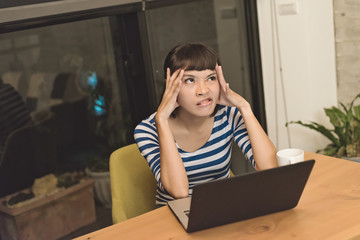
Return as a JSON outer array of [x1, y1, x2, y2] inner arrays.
[[169, 112, 214, 152], [173, 111, 213, 132]]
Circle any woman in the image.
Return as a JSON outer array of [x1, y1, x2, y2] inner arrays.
[[134, 43, 277, 206]]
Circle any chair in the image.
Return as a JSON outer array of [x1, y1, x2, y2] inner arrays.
[[109, 143, 157, 224]]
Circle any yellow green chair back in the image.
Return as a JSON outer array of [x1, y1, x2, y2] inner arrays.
[[109, 143, 157, 224]]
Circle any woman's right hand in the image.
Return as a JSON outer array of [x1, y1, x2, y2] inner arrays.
[[156, 68, 184, 121], [155, 68, 189, 199]]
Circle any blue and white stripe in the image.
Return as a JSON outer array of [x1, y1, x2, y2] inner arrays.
[[134, 105, 254, 206]]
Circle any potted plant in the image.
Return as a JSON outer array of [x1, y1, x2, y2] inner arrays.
[[286, 93, 360, 161], [0, 172, 96, 240], [84, 72, 132, 207], [84, 142, 112, 207]]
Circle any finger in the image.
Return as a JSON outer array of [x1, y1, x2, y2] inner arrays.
[[170, 69, 182, 81], [171, 69, 183, 94], [166, 69, 180, 90], [164, 68, 171, 93], [216, 65, 227, 92], [177, 69, 184, 82], [165, 68, 180, 93], [166, 68, 171, 82], [169, 69, 183, 87], [174, 100, 180, 109], [166, 68, 180, 83], [164, 69, 183, 99]]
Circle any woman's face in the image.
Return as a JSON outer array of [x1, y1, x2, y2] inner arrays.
[[176, 69, 220, 118]]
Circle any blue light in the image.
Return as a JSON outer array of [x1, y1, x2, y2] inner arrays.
[[88, 72, 98, 89], [94, 95, 106, 116]]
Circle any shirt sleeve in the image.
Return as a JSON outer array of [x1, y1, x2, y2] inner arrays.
[[134, 117, 166, 191], [229, 107, 255, 168]]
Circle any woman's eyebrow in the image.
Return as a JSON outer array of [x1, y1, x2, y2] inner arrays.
[[182, 72, 216, 78], [182, 74, 195, 78]]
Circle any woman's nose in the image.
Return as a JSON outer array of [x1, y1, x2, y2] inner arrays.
[[196, 82, 209, 96]]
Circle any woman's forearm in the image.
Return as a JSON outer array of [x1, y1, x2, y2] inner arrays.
[[156, 117, 189, 198], [237, 102, 278, 170]]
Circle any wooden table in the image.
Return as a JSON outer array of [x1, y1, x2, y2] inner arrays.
[[75, 152, 360, 240]]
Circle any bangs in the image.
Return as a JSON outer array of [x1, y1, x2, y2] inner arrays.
[[164, 43, 220, 77]]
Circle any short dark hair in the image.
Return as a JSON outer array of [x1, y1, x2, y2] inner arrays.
[[164, 42, 221, 78], [162, 43, 221, 117]]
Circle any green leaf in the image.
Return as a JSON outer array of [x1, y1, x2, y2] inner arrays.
[[340, 102, 350, 115], [354, 126, 360, 144], [353, 105, 360, 121], [325, 107, 347, 127], [348, 93, 360, 110], [333, 126, 348, 145], [287, 93, 360, 157], [321, 145, 338, 156], [337, 146, 346, 157], [346, 144, 358, 157]]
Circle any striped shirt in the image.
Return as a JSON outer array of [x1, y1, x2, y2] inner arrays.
[[134, 105, 254, 206], [0, 84, 33, 157]]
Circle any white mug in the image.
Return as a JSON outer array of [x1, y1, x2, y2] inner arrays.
[[277, 148, 304, 166]]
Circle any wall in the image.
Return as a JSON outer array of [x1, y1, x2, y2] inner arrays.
[[256, 0, 338, 152], [333, 0, 360, 104], [145, 1, 218, 103]]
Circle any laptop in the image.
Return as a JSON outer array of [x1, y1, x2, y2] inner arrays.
[[168, 159, 315, 233]]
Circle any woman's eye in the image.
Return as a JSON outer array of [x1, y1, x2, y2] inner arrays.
[[184, 78, 195, 84], [208, 76, 216, 81]]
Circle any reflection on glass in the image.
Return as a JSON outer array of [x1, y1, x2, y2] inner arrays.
[[0, 17, 131, 171]]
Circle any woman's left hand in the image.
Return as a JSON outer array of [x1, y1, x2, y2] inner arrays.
[[216, 65, 249, 110], [216, 65, 277, 170]]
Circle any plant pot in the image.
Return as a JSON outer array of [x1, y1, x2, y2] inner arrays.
[[0, 179, 96, 240], [85, 168, 112, 208]]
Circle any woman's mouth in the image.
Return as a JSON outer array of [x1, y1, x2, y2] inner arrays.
[[197, 98, 212, 107]]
